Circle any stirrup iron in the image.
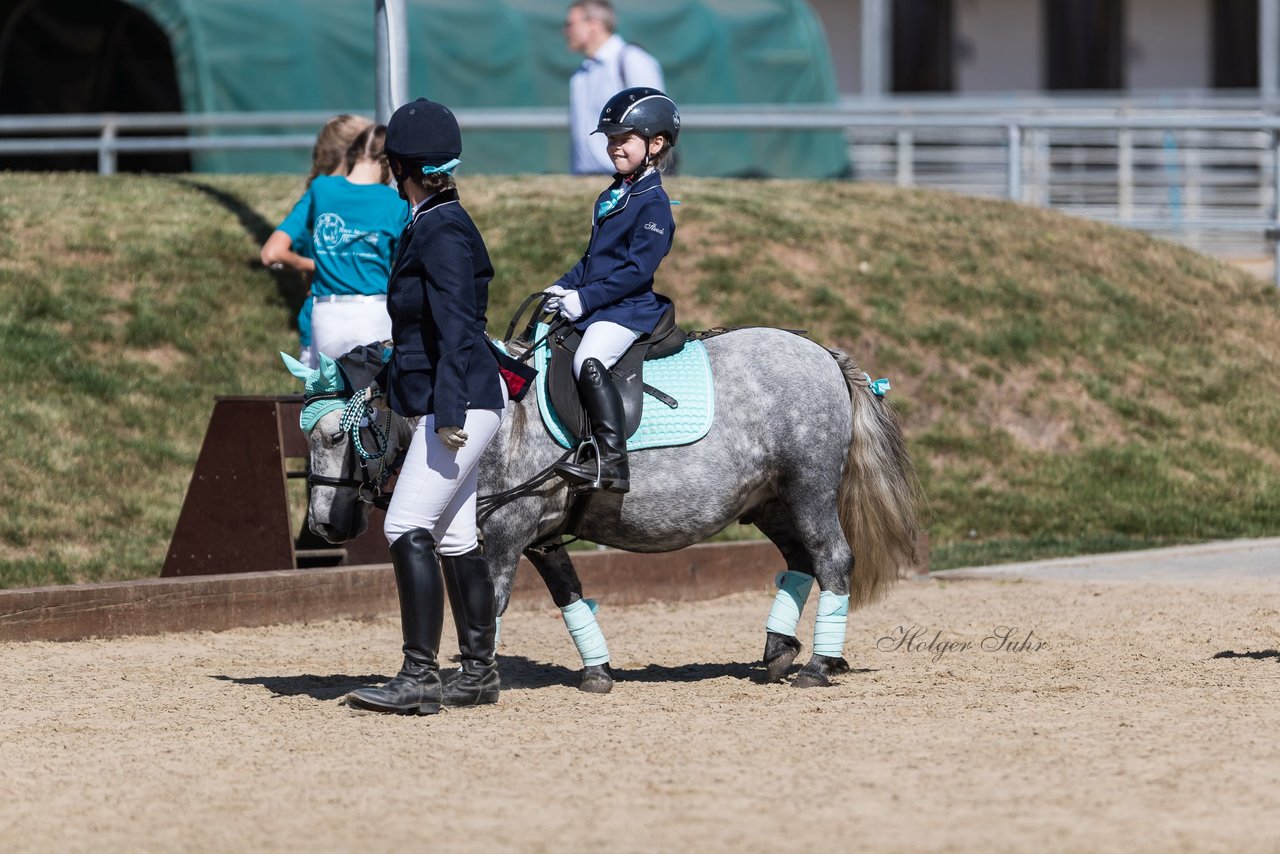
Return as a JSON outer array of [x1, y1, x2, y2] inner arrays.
[[562, 436, 606, 491]]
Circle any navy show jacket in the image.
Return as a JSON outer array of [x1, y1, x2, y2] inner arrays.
[[377, 189, 504, 428], [553, 168, 675, 334]]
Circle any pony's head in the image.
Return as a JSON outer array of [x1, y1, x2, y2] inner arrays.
[[281, 347, 402, 543]]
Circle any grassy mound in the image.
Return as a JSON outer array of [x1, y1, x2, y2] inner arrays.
[[2, 173, 1278, 587]]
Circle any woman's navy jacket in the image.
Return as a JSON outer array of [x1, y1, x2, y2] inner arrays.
[[553, 169, 674, 334], [377, 189, 509, 429]]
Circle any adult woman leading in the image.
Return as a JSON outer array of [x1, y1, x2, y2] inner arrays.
[[347, 98, 533, 715]]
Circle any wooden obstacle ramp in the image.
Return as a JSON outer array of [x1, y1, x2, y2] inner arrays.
[[161, 395, 391, 577]]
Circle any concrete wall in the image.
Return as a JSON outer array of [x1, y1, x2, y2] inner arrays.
[[808, 0, 1218, 96], [809, 0, 862, 94], [1127, 0, 1210, 90], [955, 0, 1042, 92]]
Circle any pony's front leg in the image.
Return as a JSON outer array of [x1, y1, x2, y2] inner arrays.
[[525, 547, 614, 694]]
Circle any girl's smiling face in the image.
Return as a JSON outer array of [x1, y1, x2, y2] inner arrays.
[[606, 132, 665, 175]]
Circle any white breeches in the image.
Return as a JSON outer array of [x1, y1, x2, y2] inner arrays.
[[383, 397, 506, 555], [311, 297, 392, 360], [573, 320, 640, 379]]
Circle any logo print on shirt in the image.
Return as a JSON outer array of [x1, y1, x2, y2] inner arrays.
[[643, 221, 665, 235], [314, 212, 381, 255], [315, 212, 347, 248]]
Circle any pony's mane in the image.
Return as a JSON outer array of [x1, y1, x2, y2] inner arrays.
[[506, 385, 529, 453]]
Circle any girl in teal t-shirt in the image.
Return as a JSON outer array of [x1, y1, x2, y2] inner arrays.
[[262, 124, 408, 360], [262, 113, 372, 368]]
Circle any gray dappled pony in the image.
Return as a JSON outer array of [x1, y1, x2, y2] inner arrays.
[[301, 328, 918, 691]]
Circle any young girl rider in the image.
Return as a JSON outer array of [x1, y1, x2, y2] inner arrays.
[[544, 86, 680, 493], [346, 98, 533, 716]]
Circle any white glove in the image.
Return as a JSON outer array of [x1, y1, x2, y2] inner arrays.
[[363, 383, 388, 411], [557, 290, 584, 322], [436, 426, 469, 451], [543, 284, 570, 313]]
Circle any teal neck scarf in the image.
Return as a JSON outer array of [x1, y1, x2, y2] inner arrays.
[[596, 184, 627, 221]]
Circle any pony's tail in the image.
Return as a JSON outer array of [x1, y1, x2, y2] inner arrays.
[[830, 349, 920, 608]]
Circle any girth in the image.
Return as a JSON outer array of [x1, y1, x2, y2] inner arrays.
[[546, 304, 688, 442]]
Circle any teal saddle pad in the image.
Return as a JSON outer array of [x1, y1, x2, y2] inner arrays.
[[531, 323, 715, 451]]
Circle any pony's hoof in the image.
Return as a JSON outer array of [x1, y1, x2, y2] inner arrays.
[[579, 664, 614, 694], [790, 669, 831, 689], [765, 653, 797, 683], [829, 656, 852, 675], [763, 632, 803, 682]]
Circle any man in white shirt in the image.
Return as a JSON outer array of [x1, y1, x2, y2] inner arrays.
[[563, 0, 665, 175]]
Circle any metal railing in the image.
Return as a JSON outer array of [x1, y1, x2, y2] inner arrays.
[[4, 98, 1280, 284]]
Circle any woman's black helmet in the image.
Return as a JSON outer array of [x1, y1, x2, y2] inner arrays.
[[384, 97, 461, 166], [593, 87, 680, 146]]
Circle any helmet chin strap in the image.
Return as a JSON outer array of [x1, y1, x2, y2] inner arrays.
[[627, 136, 653, 177], [391, 159, 410, 201]]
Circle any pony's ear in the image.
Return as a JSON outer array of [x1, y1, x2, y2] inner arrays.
[[280, 352, 313, 382], [317, 351, 342, 390]]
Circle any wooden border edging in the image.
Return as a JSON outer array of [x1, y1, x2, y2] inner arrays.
[[0, 541, 785, 643]]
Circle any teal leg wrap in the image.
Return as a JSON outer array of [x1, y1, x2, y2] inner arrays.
[[813, 591, 850, 658], [765, 570, 815, 637], [494, 616, 502, 650], [561, 598, 609, 666]]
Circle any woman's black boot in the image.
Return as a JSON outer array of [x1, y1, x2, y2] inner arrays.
[[347, 529, 444, 715], [554, 358, 630, 493], [439, 547, 501, 707]]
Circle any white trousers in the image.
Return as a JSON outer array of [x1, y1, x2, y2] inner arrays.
[[383, 397, 506, 555], [312, 299, 392, 360], [573, 320, 640, 379]]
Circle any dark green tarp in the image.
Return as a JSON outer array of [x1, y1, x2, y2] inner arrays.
[[123, 0, 847, 177]]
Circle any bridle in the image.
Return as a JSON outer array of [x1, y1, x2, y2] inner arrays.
[[304, 388, 401, 508]]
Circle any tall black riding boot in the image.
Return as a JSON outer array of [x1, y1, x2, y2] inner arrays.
[[554, 357, 630, 493], [439, 547, 501, 706], [347, 529, 444, 715]]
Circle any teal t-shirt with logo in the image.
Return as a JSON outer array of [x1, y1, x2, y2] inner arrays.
[[277, 175, 409, 297]]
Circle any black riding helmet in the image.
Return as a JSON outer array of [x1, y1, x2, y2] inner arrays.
[[593, 87, 680, 147], [384, 97, 461, 167]]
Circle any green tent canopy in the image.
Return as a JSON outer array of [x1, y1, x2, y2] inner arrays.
[[120, 0, 848, 177]]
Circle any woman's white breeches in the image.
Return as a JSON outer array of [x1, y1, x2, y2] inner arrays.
[[382, 399, 505, 555]]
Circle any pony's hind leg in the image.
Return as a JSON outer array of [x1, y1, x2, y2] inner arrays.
[[525, 547, 614, 694], [767, 493, 854, 689]]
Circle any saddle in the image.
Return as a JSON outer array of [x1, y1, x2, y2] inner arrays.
[[546, 304, 688, 442]]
